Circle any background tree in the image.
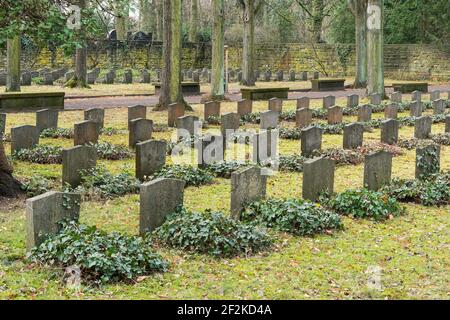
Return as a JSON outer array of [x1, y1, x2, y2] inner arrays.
[[6, 36, 21, 92], [188, 0, 199, 42], [348, 0, 368, 88], [366, 0, 384, 96], [211, 0, 225, 99], [114, 0, 128, 41]]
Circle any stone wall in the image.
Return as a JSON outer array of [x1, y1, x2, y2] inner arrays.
[[0, 42, 449, 80]]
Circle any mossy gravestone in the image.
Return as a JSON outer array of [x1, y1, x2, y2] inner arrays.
[[391, 91, 402, 103], [260, 110, 279, 130], [36, 109, 58, 133], [363, 151, 392, 191], [11, 125, 39, 154], [221, 113, 240, 137], [302, 157, 335, 202], [370, 93, 382, 105], [26, 191, 81, 251], [136, 140, 167, 181], [384, 103, 398, 119], [62, 145, 97, 188], [381, 119, 399, 145], [414, 116, 432, 140], [252, 129, 278, 165], [327, 106, 343, 125], [415, 145, 440, 180]]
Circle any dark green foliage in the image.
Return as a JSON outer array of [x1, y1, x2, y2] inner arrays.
[[29, 221, 168, 284], [12, 145, 62, 164], [240, 112, 260, 124], [40, 128, 74, 139], [279, 127, 301, 140], [323, 189, 405, 221], [206, 116, 221, 125], [151, 165, 214, 187], [154, 208, 273, 258], [100, 127, 125, 136], [21, 175, 57, 197], [278, 154, 307, 172], [89, 142, 133, 160], [206, 161, 247, 178], [242, 198, 343, 236]]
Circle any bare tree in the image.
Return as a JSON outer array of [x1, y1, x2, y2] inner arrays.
[[348, 0, 368, 88]]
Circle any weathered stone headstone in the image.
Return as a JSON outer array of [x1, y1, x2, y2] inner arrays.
[[204, 101, 220, 120], [415, 144, 440, 180], [74, 121, 99, 146], [43, 73, 53, 85], [0, 72, 7, 85], [370, 93, 382, 105], [343, 123, 364, 149], [391, 91, 402, 103], [276, 70, 283, 81], [168, 103, 185, 127], [21, 72, 32, 86], [363, 151, 392, 190], [140, 69, 151, 83], [432, 99, 445, 115], [252, 129, 278, 164], [446, 115, 450, 133], [313, 71, 320, 80], [123, 69, 133, 84], [357, 105, 372, 122], [0, 113, 6, 137], [298, 71, 307, 81], [128, 105, 147, 129], [409, 101, 422, 117], [193, 71, 200, 83], [84, 108, 105, 130], [411, 90, 421, 103], [230, 167, 267, 220], [64, 71, 75, 83], [301, 126, 322, 157], [323, 95, 336, 109], [380, 119, 399, 145], [139, 178, 185, 235], [62, 145, 97, 188], [302, 157, 335, 202], [264, 70, 271, 82], [136, 140, 167, 181], [260, 110, 279, 130], [289, 69, 296, 81], [268, 98, 283, 113], [36, 109, 58, 133], [414, 116, 432, 139], [26, 191, 81, 251], [129, 118, 153, 148], [87, 71, 97, 84], [237, 71, 243, 82], [384, 103, 398, 119], [176, 115, 200, 139], [296, 108, 313, 128], [430, 90, 440, 101], [297, 97, 310, 109], [221, 113, 240, 137], [327, 106, 343, 124], [196, 134, 224, 168], [11, 125, 39, 154], [237, 99, 252, 116], [347, 94, 359, 107], [105, 70, 115, 84]]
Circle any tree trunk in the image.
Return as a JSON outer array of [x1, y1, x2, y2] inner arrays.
[[169, 0, 182, 103], [6, 36, 21, 92], [349, 0, 368, 88], [115, 1, 128, 41], [211, 0, 225, 99], [311, 0, 324, 43], [158, 0, 172, 108], [242, 0, 256, 86], [188, 0, 199, 42], [139, 0, 153, 34], [155, 0, 163, 41], [366, 0, 384, 96], [0, 141, 23, 198]]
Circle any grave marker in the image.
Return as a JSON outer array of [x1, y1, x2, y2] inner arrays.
[[11, 125, 39, 154], [268, 98, 283, 113], [415, 145, 440, 179], [370, 93, 382, 105], [323, 95, 335, 109], [136, 140, 167, 181], [347, 94, 359, 107], [84, 108, 105, 130], [301, 126, 322, 157], [204, 101, 220, 120], [168, 103, 185, 127], [384, 103, 398, 119], [380, 119, 399, 145], [391, 91, 402, 103], [176, 115, 200, 139], [414, 116, 432, 139], [343, 123, 364, 149], [363, 151, 392, 190], [296, 97, 310, 109], [62, 145, 97, 188], [221, 113, 240, 137], [432, 99, 445, 115], [237, 99, 252, 116], [327, 106, 343, 124], [128, 105, 147, 129], [129, 118, 153, 148], [196, 134, 224, 168], [36, 109, 58, 133], [260, 110, 279, 130], [358, 105, 372, 122], [409, 101, 422, 117], [74, 121, 99, 146], [302, 157, 335, 202], [296, 108, 313, 128]]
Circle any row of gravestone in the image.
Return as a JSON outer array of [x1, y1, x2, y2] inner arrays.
[[26, 140, 442, 252], [0, 67, 68, 86]]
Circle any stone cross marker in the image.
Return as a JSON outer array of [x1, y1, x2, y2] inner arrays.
[[343, 123, 364, 149], [301, 126, 322, 157], [62, 145, 97, 188], [0, 113, 6, 137], [84, 108, 105, 130], [140, 178, 185, 235], [409, 101, 422, 117], [230, 166, 267, 220], [136, 140, 167, 181], [323, 95, 336, 109], [432, 99, 445, 115], [327, 106, 343, 124], [26, 191, 81, 251], [128, 105, 147, 129], [363, 151, 392, 190], [268, 98, 283, 113], [302, 157, 335, 202], [296, 108, 313, 128], [168, 103, 185, 127], [380, 119, 399, 145], [129, 118, 153, 148], [414, 116, 432, 139], [297, 97, 310, 109], [221, 113, 240, 137], [370, 93, 382, 105], [384, 103, 398, 119], [415, 144, 440, 180], [347, 94, 359, 108], [204, 101, 221, 120], [358, 105, 372, 122], [11, 125, 39, 154], [391, 91, 402, 103], [36, 109, 58, 133], [237, 99, 252, 116], [260, 110, 279, 130], [74, 120, 99, 146]]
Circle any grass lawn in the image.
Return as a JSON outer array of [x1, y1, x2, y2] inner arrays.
[[0, 99, 448, 300]]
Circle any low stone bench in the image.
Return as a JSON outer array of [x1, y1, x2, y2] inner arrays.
[[392, 82, 428, 93], [241, 87, 289, 100], [153, 82, 200, 95], [0, 92, 65, 112], [311, 79, 345, 91]]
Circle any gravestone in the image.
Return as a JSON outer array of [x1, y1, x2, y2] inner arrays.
[[128, 105, 147, 129], [276, 70, 283, 81], [43, 73, 53, 85], [237, 71, 243, 82], [415, 145, 440, 180], [230, 167, 267, 220], [297, 97, 310, 109], [302, 157, 335, 202], [11, 125, 39, 154], [141, 69, 151, 83], [391, 91, 402, 103], [347, 94, 359, 107], [193, 71, 200, 83], [26, 191, 81, 251], [264, 70, 271, 82], [289, 70, 296, 81], [105, 70, 115, 84], [358, 105, 372, 122], [432, 99, 445, 115], [196, 134, 224, 168], [252, 129, 278, 164], [370, 93, 382, 105], [84, 108, 105, 130], [0, 72, 7, 85], [430, 90, 440, 101], [0, 113, 6, 137], [74, 121, 99, 146], [129, 118, 153, 148], [62, 145, 97, 188], [411, 90, 421, 102], [204, 101, 221, 120], [409, 101, 422, 117], [327, 106, 343, 124], [136, 140, 167, 181], [380, 119, 399, 145], [139, 178, 185, 235], [268, 98, 283, 113], [237, 99, 252, 116], [313, 71, 320, 79], [384, 103, 398, 119], [21, 72, 32, 86], [221, 113, 240, 137], [260, 110, 279, 130], [363, 151, 392, 190], [168, 103, 185, 127], [176, 115, 200, 139], [301, 126, 322, 157], [300, 71, 308, 81], [187, 69, 193, 79], [64, 71, 74, 83], [323, 95, 336, 109], [343, 123, 364, 149], [123, 69, 133, 84], [87, 71, 97, 84], [414, 116, 432, 139], [446, 115, 450, 133], [296, 108, 313, 128], [36, 109, 58, 133]]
